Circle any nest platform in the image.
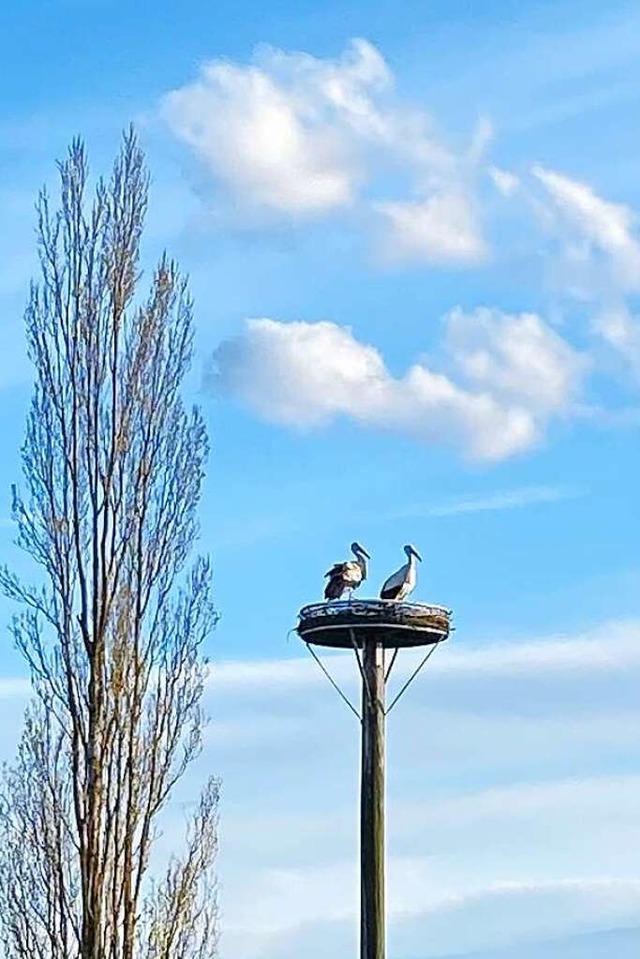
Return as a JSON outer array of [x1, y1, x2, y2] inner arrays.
[[297, 599, 451, 649]]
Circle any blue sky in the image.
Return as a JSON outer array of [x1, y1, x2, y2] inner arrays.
[[1, 1, 640, 956]]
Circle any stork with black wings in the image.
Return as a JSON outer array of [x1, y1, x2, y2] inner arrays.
[[380, 544, 422, 601], [324, 542, 371, 600]]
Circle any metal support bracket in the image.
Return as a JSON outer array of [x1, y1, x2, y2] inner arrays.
[[304, 641, 361, 721], [385, 643, 439, 715]]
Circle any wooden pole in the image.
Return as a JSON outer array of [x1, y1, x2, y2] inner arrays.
[[360, 638, 386, 959]]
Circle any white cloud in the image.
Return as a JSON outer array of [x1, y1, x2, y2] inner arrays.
[[530, 166, 640, 382], [489, 166, 520, 197], [444, 307, 587, 411], [533, 166, 640, 289], [210, 318, 388, 428], [209, 309, 585, 460], [595, 304, 640, 380], [163, 41, 378, 216], [375, 191, 486, 264], [162, 39, 487, 262]]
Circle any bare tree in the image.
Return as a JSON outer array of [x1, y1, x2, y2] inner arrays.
[[0, 130, 219, 959]]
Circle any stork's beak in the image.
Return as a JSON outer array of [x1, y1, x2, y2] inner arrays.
[[358, 545, 371, 559], [412, 547, 423, 562]]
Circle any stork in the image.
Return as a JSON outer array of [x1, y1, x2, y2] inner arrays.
[[324, 542, 371, 600], [379, 544, 422, 601]]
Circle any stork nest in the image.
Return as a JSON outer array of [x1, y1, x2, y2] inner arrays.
[[297, 599, 451, 649]]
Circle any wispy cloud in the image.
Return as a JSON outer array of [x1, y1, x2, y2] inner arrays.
[[523, 166, 640, 382], [426, 484, 585, 516], [532, 165, 640, 292], [0, 677, 29, 700], [4, 615, 628, 959], [378, 484, 586, 520], [206, 617, 640, 696], [215, 751, 640, 955], [221, 863, 640, 959], [387, 877, 640, 958]]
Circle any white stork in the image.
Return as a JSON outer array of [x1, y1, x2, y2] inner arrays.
[[324, 542, 371, 600], [379, 544, 422, 601]]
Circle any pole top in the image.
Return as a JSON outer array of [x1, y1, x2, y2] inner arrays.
[[297, 599, 451, 649]]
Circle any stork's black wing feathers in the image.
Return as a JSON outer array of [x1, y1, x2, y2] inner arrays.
[[324, 562, 347, 578], [324, 573, 348, 600], [380, 584, 402, 600]]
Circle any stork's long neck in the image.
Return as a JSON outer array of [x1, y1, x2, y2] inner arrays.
[[356, 553, 368, 579]]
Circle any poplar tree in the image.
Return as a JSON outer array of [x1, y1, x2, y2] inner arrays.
[[0, 130, 219, 959]]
